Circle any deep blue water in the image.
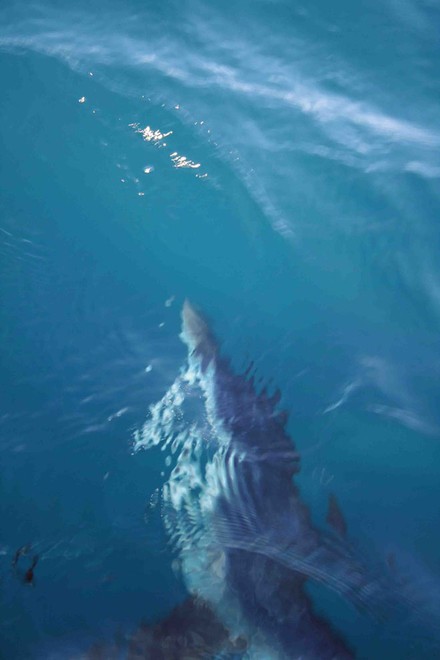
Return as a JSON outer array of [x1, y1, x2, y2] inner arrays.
[[1, 1, 440, 658]]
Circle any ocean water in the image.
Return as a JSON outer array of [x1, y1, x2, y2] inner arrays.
[[1, 0, 440, 657]]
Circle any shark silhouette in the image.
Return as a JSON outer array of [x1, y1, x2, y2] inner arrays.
[[117, 300, 422, 660], [82, 300, 440, 659], [173, 300, 362, 658]]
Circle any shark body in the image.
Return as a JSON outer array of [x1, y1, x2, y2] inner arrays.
[[178, 300, 362, 659], [85, 301, 436, 659]]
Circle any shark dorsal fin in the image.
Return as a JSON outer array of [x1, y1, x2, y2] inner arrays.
[[326, 493, 347, 538]]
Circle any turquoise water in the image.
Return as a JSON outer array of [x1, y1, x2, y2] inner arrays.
[[1, 0, 440, 657]]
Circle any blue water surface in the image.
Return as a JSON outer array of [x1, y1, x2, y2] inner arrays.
[[1, 0, 440, 657]]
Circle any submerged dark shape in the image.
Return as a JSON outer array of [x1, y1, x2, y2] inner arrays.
[[127, 596, 247, 659], [179, 300, 401, 659], [86, 596, 246, 659], [24, 555, 39, 586], [12, 546, 38, 586]]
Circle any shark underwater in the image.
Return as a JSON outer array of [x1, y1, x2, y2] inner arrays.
[[128, 301, 424, 659]]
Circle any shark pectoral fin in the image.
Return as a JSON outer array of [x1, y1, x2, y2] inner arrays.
[[326, 493, 347, 538], [232, 525, 402, 622], [300, 538, 429, 627]]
